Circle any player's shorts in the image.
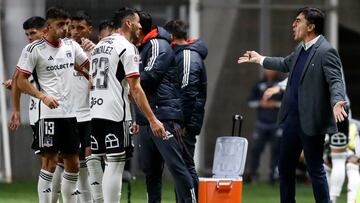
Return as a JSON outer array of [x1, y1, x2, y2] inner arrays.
[[77, 121, 91, 157], [31, 123, 41, 155], [91, 118, 134, 160], [37, 117, 80, 154]]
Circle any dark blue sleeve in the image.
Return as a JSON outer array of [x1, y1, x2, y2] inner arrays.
[[181, 51, 207, 135], [140, 39, 175, 91]]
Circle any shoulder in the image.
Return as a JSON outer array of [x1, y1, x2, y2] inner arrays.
[[26, 38, 45, 53]]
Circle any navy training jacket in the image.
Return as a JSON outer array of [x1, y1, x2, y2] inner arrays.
[[136, 26, 183, 125], [173, 39, 208, 135]]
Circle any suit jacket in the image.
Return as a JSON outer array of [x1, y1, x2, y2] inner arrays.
[[263, 35, 346, 136]]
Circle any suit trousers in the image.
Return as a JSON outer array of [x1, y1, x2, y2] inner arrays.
[[279, 112, 330, 203]]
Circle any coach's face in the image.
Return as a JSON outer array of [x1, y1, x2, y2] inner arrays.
[[292, 13, 314, 42], [129, 13, 142, 44], [47, 18, 69, 39]]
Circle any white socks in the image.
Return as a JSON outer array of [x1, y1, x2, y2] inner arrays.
[[329, 152, 347, 202], [77, 160, 92, 203], [86, 155, 104, 203], [347, 163, 360, 203], [61, 171, 79, 203], [324, 163, 332, 185], [51, 163, 64, 203], [102, 156, 125, 203], [38, 169, 53, 203]]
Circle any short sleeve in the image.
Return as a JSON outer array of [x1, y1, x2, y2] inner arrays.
[[121, 45, 140, 78], [16, 45, 36, 75], [73, 40, 89, 68]]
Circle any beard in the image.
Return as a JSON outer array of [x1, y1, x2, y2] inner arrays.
[[130, 27, 140, 44]]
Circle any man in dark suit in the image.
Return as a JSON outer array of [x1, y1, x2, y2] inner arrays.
[[238, 7, 347, 203]]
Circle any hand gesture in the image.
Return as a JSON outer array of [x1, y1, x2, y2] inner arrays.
[[263, 86, 281, 100], [41, 94, 59, 109], [149, 118, 166, 137], [333, 101, 348, 122], [238, 51, 263, 64], [9, 111, 20, 130], [2, 79, 12, 90], [81, 38, 95, 52]]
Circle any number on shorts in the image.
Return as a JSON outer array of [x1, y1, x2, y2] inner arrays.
[[44, 121, 55, 135]]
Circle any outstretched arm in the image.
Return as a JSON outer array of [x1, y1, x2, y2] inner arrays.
[[127, 76, 166, 137]]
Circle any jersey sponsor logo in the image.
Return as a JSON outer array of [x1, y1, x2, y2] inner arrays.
[[46, 63, 71, 71], [90, 97, 104, 108], [48, 56, 54, 60]]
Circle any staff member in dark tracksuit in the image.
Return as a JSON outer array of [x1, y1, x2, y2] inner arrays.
[[164, 20, 208, 201], [136, 11, 196, 203]]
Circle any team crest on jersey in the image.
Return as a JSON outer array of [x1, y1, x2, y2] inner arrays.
[[66, 51, 72, 58], [43, 136, 53, 147], [133, 55, 140, 64]]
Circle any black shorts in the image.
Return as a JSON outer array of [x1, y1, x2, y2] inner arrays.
[[31, 123, 41, 155], [91, 119, 134, 159], [37, 117, 80, 154], [78, 121, 91, 156]]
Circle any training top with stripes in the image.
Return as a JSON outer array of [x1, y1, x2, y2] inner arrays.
[[16, 38, 89, 119], [90, 33, 140, 122]]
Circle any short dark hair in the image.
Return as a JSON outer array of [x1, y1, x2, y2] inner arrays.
[[164, 20, 188, 40], [112, 7, 138, 29], [98, 19, 113, 32], [72, 10, 92, 26], [46, 6, 70, 21], [23, 16, 46, 30], [297, 7, 325, 35], [139, 11, 152, 35]]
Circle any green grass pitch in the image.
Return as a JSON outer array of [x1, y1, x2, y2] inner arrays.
[[0, 180, 347, 202]]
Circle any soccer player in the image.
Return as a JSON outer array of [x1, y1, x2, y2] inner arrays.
[[69, 10, 101, 203], [90, 7, 166, 203], [16, 7, 90, 203], [97, 19, 113, 41], [8, 16, 46, 132]]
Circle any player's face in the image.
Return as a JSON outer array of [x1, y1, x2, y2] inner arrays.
[[98, 27, 113, 41], [129, 14, 142, 44], [70, 20, 92, 43], [47, 18, 70, 39], [24, 28, 45, 43]]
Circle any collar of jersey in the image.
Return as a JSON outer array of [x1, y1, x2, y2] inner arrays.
[[43, 37, 62, 48]]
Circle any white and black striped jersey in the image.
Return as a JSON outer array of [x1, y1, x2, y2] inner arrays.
[[90, 33, 140, 122], [71, 50, 92, 122], [16, 37, 89, 119]]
